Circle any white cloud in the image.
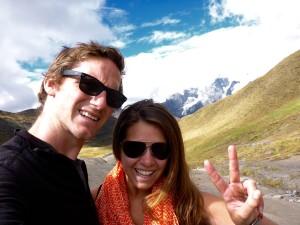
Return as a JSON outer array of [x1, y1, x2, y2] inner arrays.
[[122, 0, 300, 106], [113, 24, 136, 33], [139, 31, 187, 44], [0, 0, 114, 112], [1, 0, 300, 112], [209, 0, 300, 28], [141, 16, 180, 27]]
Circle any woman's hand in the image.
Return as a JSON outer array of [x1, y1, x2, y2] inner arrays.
[[204, 145, 263, 225]]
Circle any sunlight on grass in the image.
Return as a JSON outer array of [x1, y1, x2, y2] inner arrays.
[[262, 178, 284, 188]]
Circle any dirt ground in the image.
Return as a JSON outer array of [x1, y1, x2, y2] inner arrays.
[[84, 155, 300, 225]]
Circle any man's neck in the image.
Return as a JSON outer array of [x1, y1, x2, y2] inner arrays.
[[28, 116, 84, 160]]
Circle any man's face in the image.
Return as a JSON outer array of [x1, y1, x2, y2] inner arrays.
[[50, 57, 122, 141]]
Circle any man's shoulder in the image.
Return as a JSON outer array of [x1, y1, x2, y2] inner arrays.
[[0, 130, 29, 165], [1, 130, 27, 150]]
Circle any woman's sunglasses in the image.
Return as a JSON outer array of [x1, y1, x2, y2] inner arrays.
[[61, 70, 127, 109], [122, 141, 170, 160]]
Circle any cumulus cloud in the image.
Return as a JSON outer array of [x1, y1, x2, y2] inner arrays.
[[122, 0, 300, 105], [1, 0, 300, 112], [0, 0, 114, 112]]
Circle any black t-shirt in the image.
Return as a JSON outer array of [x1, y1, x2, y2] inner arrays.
[[0, 130, 100, 225]]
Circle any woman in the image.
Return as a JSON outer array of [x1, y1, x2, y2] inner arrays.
[[94, 99, 277, 225]]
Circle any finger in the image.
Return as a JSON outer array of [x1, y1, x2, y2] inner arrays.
[[243, 179, 264, 212], [258, 192, 264, 212], [236, 189, 263, 224], [241, 180, 262, 216], [204, 160, 228, 194], [243, 179, 257, 204], [228, 145, 240, 184]]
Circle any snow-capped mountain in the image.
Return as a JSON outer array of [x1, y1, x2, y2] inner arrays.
[[163, 77, 240, 118]]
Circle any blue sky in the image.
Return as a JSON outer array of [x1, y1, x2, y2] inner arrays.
[[102, 0, 241, 55], [1, 0, 300, 112]]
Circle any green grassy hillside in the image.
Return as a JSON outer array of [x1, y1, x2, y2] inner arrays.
[[180, 49, 300, 168], [0, 109, 38, 144]]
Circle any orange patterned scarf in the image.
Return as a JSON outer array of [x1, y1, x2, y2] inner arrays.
[[95, 161, 178, 225]]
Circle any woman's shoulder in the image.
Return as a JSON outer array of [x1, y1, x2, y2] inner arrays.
[[91, 184, 102, 200]]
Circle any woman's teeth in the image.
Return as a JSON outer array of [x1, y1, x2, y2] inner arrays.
[[136, 169, 154, 176]]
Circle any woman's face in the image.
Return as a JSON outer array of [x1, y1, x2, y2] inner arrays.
[[121, 120, 168, 194]]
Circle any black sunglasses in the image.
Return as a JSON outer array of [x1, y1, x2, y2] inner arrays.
[[122, 141, 170, 160], [61, 70, 127, 109]]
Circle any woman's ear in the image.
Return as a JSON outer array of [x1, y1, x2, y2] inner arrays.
[[43, 78, 56, 96]]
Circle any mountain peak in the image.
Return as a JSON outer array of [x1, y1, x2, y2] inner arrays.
[[163, 77, 240, 118]]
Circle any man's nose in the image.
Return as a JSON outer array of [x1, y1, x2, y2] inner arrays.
[[90, 91, 108, 109]]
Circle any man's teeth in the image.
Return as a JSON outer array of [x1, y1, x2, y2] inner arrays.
[[80, 110, 98, 121], [136, 169, 154, 176]]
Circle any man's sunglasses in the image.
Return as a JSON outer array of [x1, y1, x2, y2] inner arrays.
[[61, 70, 127, 109], [122, 141, 170, 160]]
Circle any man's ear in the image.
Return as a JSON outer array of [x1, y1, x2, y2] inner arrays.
[[43, 78, 57, 96]]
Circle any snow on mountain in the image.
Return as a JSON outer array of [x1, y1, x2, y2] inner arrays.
[[163, 77, 240, 118]]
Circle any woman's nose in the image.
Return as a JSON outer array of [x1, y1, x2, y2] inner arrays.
[[139, 147, 155, 165]]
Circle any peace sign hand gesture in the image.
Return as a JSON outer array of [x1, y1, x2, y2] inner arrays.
[[204, 145, 264, 225]]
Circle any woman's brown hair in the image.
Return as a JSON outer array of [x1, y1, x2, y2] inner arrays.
[[112, 99, 210, 225]]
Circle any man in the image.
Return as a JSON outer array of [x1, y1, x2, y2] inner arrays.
[[0, 41, 127, 225]]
